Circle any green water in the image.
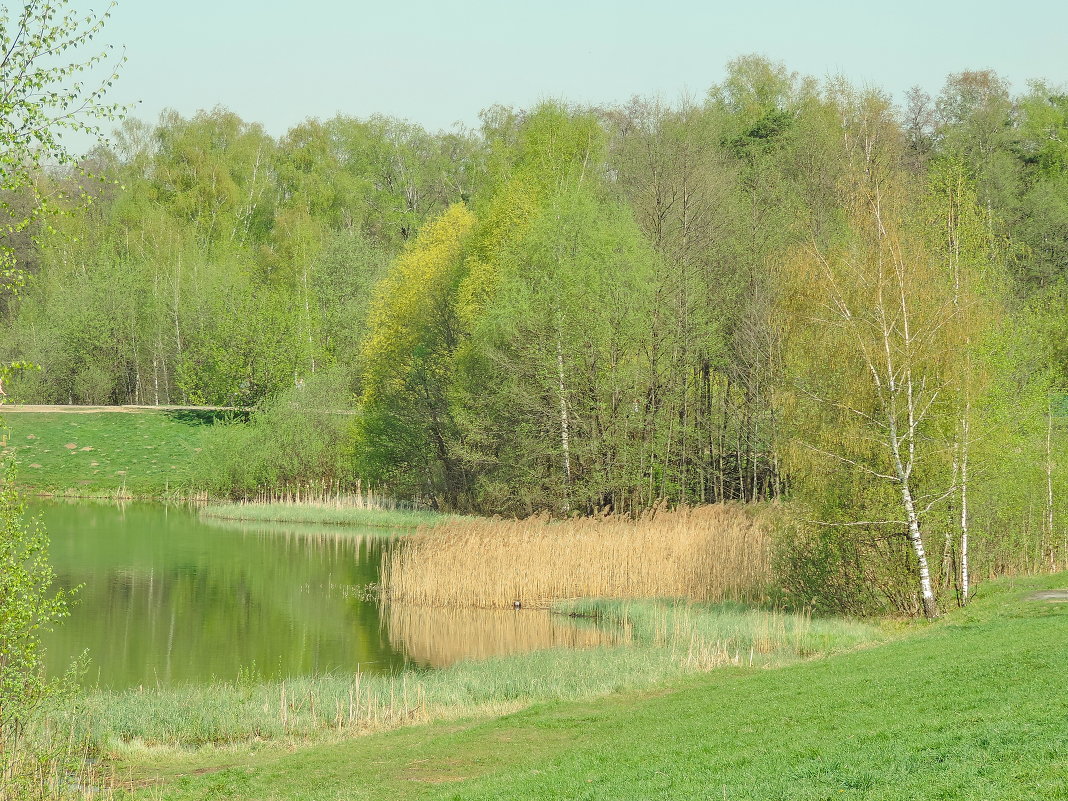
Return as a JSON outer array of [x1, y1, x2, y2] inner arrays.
[[36, 502, 408, 688]]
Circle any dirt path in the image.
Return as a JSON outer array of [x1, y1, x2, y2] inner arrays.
[[1027, 590, 1068, 602], [0, 404, 246, 414]]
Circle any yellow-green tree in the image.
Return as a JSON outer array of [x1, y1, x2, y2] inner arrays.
[[357, 202, 476, 507]]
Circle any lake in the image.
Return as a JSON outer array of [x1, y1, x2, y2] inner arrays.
[[36, 501, 617, 688]]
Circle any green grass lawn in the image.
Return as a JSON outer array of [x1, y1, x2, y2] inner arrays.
[[0, 409, 228, 496], [117, 572, 1068, 800]]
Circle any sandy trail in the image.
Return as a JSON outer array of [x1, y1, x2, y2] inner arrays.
[[0, 404, 244, 414], [1027, 590, 1068, 602]]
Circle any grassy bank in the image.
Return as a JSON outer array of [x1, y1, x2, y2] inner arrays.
[[116, 572, 1068, 800], [199, 501, 448, 529], [382, 504, 770, 608], [0, 409, 426, 517], [76, 601, 876, 758], [0, 408, 225, 497]]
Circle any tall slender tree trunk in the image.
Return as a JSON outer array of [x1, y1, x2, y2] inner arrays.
[[303, 262, 316, 375], [173, 253, 183, 357], [960, 409, 970, 603], [717, 378, 729, 503], [556, 329, 572, 511], [770, 407, 782, 500], [902, 482, 939, 618], [1047, 399, 1056, 570], [681, 371, 691, 505], [943, 442, 959, 591], [885, 327, 939, 618]]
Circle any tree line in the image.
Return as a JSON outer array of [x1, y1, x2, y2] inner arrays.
[[4, 57, 1068, 614]]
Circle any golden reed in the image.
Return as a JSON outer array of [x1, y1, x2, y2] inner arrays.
[[382, 504, 770, 609]]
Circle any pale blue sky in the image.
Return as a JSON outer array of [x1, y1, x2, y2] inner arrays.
[[69, 0, 1068, 143]]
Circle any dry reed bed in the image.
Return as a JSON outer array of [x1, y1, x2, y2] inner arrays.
[[382, 504, 770, 609], [384, 605, 630, 667]]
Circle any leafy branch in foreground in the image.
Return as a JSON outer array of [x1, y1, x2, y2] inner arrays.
[[0, 462, 86, 799], [0, 0, 126, 288]]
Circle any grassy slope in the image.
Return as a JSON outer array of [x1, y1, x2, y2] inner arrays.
[[0, 409, 222, 496], [125, 572, 1068, 801]]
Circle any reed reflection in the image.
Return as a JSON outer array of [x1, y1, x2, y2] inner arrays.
[[383, 603, 630, 668]]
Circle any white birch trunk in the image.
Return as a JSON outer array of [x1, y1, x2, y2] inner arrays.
[[556, 334, 572, 499], [173, 253, 183, 356], [1047, 401, 1056, 570], [943, 442, 959, 584], [886, 368, 939, 618], [809, 158, 949, 619], [960, 411, 970, 602], [901, 482, 938, 618], [880, 200, 940, 619], [303, 262, 316, 375]]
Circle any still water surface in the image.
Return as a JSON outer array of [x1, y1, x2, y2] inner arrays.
[[36, 502, 616, 689]]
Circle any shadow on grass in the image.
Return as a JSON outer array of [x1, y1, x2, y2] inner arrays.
[[163, 408, 251, 426]]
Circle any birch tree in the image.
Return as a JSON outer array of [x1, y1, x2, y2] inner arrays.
[[781, 92, 973, 618], [923, 158, 1010, 602]]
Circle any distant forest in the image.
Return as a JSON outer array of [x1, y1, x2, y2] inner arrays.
[[3, 57, 1068, 609]]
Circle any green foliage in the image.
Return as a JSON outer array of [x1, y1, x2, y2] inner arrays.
[[151, 108, 276, 250], [455, 180, 657, 513], [355, 202, 476, 505], [310, 229, 390, 367], [193, 367, 360, 498], [772, 516, 886, 616], [1, 105, 478, 409], [353, 102, 666, 513], [0, 0, 125, 239], [3, 61, 1068, 614], [0, 463, 83, 797], [775, 90, 1016, 614]]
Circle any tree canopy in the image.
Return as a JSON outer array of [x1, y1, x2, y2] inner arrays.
[[4, 56, 1068, 615]]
